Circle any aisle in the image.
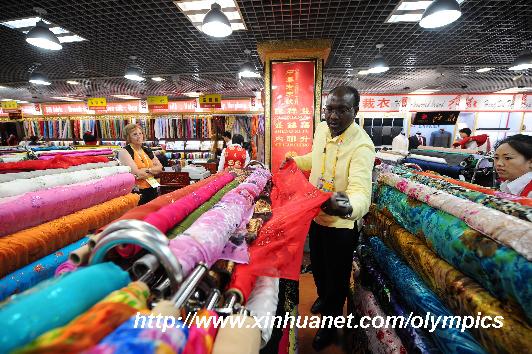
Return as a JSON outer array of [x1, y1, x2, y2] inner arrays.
[[298, 273, 347, 354]]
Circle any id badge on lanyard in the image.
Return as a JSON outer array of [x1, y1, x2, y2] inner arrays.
[[145, 177, 160, 188], [317, 176, 335, 192]]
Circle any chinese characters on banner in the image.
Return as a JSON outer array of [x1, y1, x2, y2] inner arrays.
[[360, 95, 409, 111], [271, 61, 315, 172]]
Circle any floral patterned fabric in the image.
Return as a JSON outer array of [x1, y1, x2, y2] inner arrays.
[[374, 184, 532, 321], [379, 172, 532, 260]]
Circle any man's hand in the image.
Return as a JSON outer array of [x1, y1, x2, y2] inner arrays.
[[279, 157, 293, 170], [321, 192, 353, 218]]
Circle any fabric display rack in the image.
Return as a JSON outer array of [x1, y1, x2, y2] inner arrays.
[[0, 159, 328, 354], [0, 145, 119, 163], [347, 163, 531, 354]]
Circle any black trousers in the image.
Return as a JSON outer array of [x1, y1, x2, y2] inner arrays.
[[137, 187, 159, 205], [309, 221, 357, 317]]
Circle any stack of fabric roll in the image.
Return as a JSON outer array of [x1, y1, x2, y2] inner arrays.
[[0, 146, 30, 163], [0, 155, 139, 301], [352, 163, 531, 354], [33, 147, 116, 160]]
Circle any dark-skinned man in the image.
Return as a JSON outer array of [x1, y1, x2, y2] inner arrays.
[[281, 86, 375, 351]]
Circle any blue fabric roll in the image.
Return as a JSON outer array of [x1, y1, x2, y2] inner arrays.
[[0, 237, 89, 302], [0, 262, 130, 353], [30, 146, 71, 151], [368, 237, 487, 354], [404, 158, 461, 178]]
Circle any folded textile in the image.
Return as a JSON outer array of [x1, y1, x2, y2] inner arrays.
[[0, 194, 139, 277], [0, 238, 89, 301], [0, 155, 109, 173], [368, 209, 532, 353], [368, 237, 487, 354], [0, 262, 130, 353], [403, 158, 462, 178], [0, 173, 135, 236], [246, 276, 280, 348], [375, 184, 532, 321], [0, 166, 130, 199], [379, 172, 532, 260], [15, 281, 149, 354]]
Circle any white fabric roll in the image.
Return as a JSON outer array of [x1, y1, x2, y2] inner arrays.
[[0, 165, 131, 198], [245, 276, 280, 348], [376, 152, 404, 163], [408, 153, 448, 164], [0, 161, 118, 183]]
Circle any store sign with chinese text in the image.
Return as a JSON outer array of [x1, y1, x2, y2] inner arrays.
[[199, 94, 222, 108], [1, 100, 18, 113], [463, 94, 515, 111], [147, 95, 168, 110], [87, 97, 107, 110], [270, 61, 315, 172], [359, 95, 408, 112], [412, 111, 460, 125]]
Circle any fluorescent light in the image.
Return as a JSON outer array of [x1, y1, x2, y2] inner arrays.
[[189, 10, 240, 22], [124, 66, 145, 81], [183, 92, 201, 97], [29, 72, 52, 85], [358, 70, 369, 75], [16, 100, 29, 103], [176, 0, 235, 12], [410, 89, 441, 94], [476, 67, 494, 73], [48, 26, 69, 35], [0, 85, 6, 89], [51, 96, 83, 102], [509, 51, 532, 71], [1, 17, 41, 29], [66, 80, 80, 85], [494, 87, 532, 94], [397, 1, 433, 11], [151, 77, 165, 82], [57, 35, 86, 43], [388, 14, 424, 22], [1, 98, 13, 101], [112, 95, 139, 99]]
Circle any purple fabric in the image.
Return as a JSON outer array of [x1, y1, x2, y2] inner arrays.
[[0, 174, 135, 236], [38, 149, 114, 160], [54, 260, 79, 276]]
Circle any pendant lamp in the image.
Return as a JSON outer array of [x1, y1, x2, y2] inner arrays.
[[202, 3, 232, 38], [419, 0, 462, 29]]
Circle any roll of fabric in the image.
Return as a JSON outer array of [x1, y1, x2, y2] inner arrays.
[[29, 146, 72, 151], [0, 193, 139, 277], [0, 155, 109, 173], [0, 173, 135, 236], [170, 168, 270, 276], [83, 314, 188, 354], [376, 151, 405, 163], [410, 149, 470, 166], [389, 165, 532, 222], [368, 237, 487, 354], [0, 153, 27, 163], [246, 276, 280, 348], [37, 149, 114, 160], [409, 153, 448, 164], [353, 285, 407, 354], [184, 309, 220, 354], [54, 260, 79, 276], [0, 166, 130, 199], [0, 238, 89, 301], [0, 262, 130, 353], [0, 161, 118, 183], [368, 209, 532, 354], [375, 184, 532, 320], [379, 172, 532, 260], [15, 281, 149, 354], [403, 158, 461, 178], [211, 315, 261, 354]]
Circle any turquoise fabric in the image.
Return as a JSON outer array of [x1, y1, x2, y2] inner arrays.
[[0, 262, 130, 353], [368, 237, 487, 354], [375, 184, 532, 321]]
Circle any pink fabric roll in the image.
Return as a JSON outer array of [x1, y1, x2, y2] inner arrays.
[[38, 149, 114, 160], [169, 169, 270, 276], [0, 173, 135, 236], [143, 173, 234, 233], [54, 260, 79, 276]]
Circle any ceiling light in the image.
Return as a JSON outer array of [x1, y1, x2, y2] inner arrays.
[[51, 96, 83, 102], [494, 87, 532, 94], [358, 70, 369, 75], [367, 44, 390, 74], [0, 85, 6, 89], [388, 14, 424, 22], [0, 98, 13, 101], [57, 35, 85, 43], [183, 92, 201, 97], [29, 72, 51, 85], [66, 80, 80, 85], [202, 3, 233, 37], [419, 0, 462, 28], [397, 1, 433, 11], [26, 20, 62, 50], [476, 67, 494, 73], [151, 77, 165, 82], [16, 100, 29, 103], [112, 95, 139, 99], [124, 66, 145, 81], [409, 89, 441, 94], [239, 61, 260, 78], [509, 50, 532, 71]]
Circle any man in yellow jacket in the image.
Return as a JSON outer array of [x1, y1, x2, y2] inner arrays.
[[283, 85, 375, 350]]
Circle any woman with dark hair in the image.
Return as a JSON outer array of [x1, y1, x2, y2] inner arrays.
[[494, 134, 532, 197], [217, 133, 250, 171], [453, 127, 489, 151]]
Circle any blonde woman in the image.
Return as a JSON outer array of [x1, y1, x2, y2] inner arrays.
[[118, 123, 162, 204]]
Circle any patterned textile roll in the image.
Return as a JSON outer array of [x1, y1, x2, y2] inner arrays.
[[368, 237, 487, 354], [0, 161, 118, 183], [0, 193, 139, 277], [375, 184, 532, 321], [0, 263, 130, 353], [403, 158, 462, 178], [37, 149, 114, 160], [368, 209, 532, 354], [0, 238, 89, 301], [15, 282, 149, 353]]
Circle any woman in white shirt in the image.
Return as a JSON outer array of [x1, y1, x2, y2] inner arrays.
[[494, 134, 532, 197]]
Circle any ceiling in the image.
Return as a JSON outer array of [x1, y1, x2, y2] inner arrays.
[[0, 0, 531, 102]]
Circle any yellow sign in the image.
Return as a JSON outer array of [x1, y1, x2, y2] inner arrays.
[[87, 97, 107, 110], [1, 101, 18, 111], [147, 96, 168, 109], [199, 94, 222, 108]]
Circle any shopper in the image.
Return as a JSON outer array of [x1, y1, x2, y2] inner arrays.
[[282, 85, 375, 350], [6, 134, 18, 146], [452, 127, 489, 151], [118, 123, 163, 205], [28, 136, 39, 146], [222, 131, 232, 146], [217, 133, 250, 171], [82, 131, 98, 146], [494, 134, 532, 197]]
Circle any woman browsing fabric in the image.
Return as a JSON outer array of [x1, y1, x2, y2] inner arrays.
[[118, 123, 163, 205], [494, 134, 532, 197]]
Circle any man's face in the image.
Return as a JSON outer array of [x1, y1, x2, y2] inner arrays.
[[324, 92, 356, 136]]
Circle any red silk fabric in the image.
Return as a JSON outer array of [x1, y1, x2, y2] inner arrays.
[[0, 155, 109, 173]]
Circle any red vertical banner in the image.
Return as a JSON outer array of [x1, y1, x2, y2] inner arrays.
[[270, 61, 315, 172]]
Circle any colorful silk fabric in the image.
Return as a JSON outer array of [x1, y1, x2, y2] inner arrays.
[[246, 276, 280, 347], [379, 172, 532, 260], [183, 309, 219, 354], [0, 155, 109, 173], [0, 194, 139, 277], [54, 259, 79, 276], [0, 166, 130, 199], [369, 209, 532, 353], [0, 173, 135, 236], [368, 237, 487, 354], [0, 161, 118, 183], [375, 184, 532, 321], [0, 238, 89, 301], [0, 263, 130, 353], [403, 158, 461, 178], [16, 281, 149, 353], [37, 149, 114, 160], [169, 168, 270, 276]]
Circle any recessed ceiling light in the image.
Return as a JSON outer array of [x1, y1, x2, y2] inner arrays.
[[151, 77, 165, 82], [66, 80, 80, 85], [16, 100, 29, 103], [1, 15, 85, 46], [397, 1, 433, 11], [358, 70, 369, 75], [183, 92, 201, 97], [476, 67, 494, 73], [409, 89, 441, 94], [112, 95, 139, 99], [0, 98, 13, 101], [51, 96, 83, 102]]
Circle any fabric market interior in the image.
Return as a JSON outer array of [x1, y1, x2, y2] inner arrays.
[[0, 1, 531, 353]]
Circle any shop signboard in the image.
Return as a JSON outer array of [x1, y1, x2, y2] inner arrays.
[[412, 111, 460, 125], [360, 95, 409, 112], [270, 60, 315, 172], [463, 94, 516, 111], [1, 100, 18, 113], [8, 110, 23, 120], [87, 97, 107, 110], [199, 94, 222, 108], [147, 95, 168, 110]]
